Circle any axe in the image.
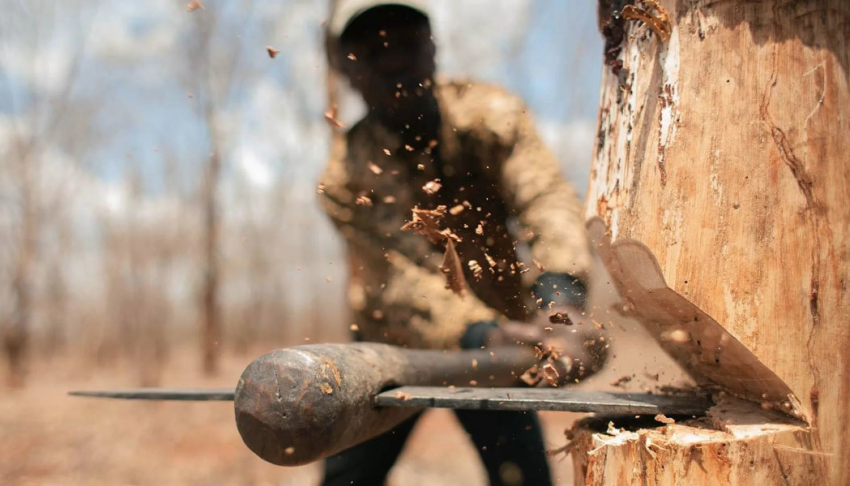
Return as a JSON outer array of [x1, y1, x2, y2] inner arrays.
[[70, 343, 710, 466]]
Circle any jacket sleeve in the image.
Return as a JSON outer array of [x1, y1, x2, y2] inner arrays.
[[496, 103, 594, 283]]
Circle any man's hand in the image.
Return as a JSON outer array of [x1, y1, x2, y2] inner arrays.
[[485, 306, 608, 386], [486, 306, 583, 347]]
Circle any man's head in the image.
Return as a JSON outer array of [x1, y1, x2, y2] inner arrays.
[[329, 1, 437, 128]]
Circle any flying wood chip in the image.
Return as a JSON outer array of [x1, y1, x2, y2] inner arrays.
[[401, 206, 466, 296], [186, 0, 203, 11], [468, 260, 483, 280], [541, 363, 560, 387], [423, 179, 442, 195], [549, 312, 573, 325], [520, 364, 542, 386], [654, 413, 676, 425], [440, 239, 467, 296], [324, 104, 345, 130], [367, 162, 383, 175], [401, 206, 455, 245], [266, 46, 280, 58], [533, 259, 545, 272]]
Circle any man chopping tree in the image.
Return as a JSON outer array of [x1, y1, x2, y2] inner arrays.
[[319, 1, 608, 484]]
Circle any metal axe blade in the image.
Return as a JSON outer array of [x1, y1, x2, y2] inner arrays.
[[375, 386, 711, 416], [70, 386, 710, 416]]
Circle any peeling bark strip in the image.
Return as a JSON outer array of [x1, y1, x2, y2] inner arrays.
[[583, 0, 849, 483]]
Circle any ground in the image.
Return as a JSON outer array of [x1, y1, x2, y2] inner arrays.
[[0, 350, 580, 486], [1, 294, 689, 485]]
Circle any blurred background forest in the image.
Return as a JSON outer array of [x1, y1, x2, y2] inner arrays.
[[0, 0, 603, 386], [0, 1, 652, 484]]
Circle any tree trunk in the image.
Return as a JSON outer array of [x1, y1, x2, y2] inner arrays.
[[570, 397, 822, 485], [4, 153, 36, 388], [575, 1, 848, 484], [200, 150, 221, 375]]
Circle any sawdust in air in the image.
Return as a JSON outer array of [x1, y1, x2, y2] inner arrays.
[[401, 206, 467, 296]]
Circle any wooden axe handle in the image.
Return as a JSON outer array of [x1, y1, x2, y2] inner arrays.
[[234, 343, 536, 466]]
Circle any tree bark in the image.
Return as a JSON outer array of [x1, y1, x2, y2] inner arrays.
[[575, 0, 849, 484]]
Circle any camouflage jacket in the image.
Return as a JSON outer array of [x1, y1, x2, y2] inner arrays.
[[319, 79, 592, 349]]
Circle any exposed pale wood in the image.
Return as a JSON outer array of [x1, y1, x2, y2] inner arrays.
[[570, 398, 821, 486], [579, 0, 849, 483]]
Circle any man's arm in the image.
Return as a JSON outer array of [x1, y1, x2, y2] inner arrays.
[[498, 106, 594, 284], [318, 138, 500, 350], [479, 88, 607, 377], [444, 82, 594, 309]]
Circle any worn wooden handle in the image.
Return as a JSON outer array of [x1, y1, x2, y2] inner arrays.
[[233, 343, 535, 466]]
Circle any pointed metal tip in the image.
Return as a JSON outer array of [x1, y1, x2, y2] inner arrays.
[[67, 388, 235, 401]]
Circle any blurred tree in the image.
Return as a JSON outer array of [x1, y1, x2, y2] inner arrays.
[[0, 0, 96, 386], [181, 0, 261, 374]]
